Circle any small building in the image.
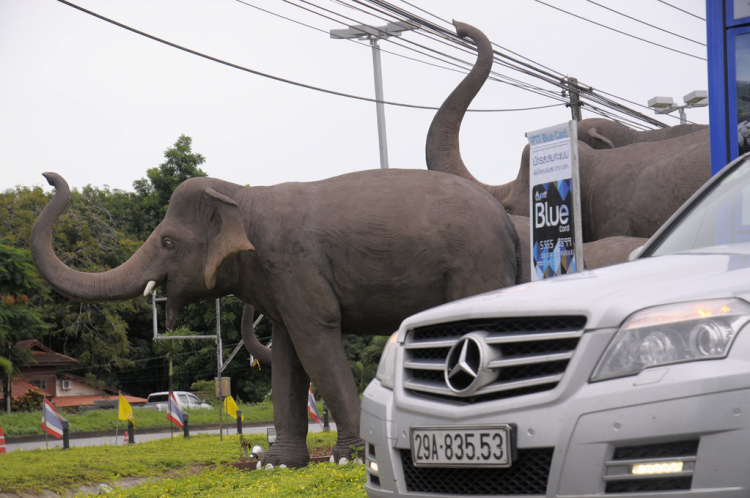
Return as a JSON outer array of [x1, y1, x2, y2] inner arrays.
[[0, 340, 145, 409]]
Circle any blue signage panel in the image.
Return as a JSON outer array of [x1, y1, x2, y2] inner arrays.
[[708, 0, 750, 174], [526, 121, 583, 281]]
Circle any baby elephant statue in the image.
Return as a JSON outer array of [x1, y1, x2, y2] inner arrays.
[[31, 169, 521, 467]]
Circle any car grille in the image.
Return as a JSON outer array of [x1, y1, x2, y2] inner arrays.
[[400, 447, 553, 495], [604, 439, 698, 494], [403, 316, 586, 403]]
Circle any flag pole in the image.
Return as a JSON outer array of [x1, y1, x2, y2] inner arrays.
[[115, 391, 120, 445], [169, 353, 174, 440], [43, 398, 48, 449]]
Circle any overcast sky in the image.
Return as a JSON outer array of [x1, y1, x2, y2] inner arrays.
[[0, 0, 708, 193]]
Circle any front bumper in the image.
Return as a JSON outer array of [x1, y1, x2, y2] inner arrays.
[[361, 327, 750, 497]]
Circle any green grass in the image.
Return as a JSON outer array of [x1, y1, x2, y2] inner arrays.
[[112, 461, 366, 498], [0, 431, 362, 497], [0, 400, 280, 436]]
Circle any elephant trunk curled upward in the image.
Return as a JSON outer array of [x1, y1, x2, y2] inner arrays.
[[31, 168, 521, 467]]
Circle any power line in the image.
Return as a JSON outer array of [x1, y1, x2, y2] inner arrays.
[[534, 0, 706, 61], [237, 0, 469, 77], [57, 0, 560, 113], [585, 0, 705, 46], [657, 0, 706, 21], [357, 0, 667, 126]]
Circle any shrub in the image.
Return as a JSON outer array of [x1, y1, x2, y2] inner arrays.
[[11, 387, 45, 412]]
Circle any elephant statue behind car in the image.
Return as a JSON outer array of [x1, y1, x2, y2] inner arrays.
[[426, 21, 711, 246], [577, 118, 707, 150], [509, 215, 647, 281], [31, 168, 521, 468]]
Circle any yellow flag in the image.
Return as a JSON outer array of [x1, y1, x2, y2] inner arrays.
[[224, 395, 243, 420], [118, 393, 135, 425]]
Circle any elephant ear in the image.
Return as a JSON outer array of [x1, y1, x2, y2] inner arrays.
[[587, 127, 615, 149], [203, 188, 255, 290]]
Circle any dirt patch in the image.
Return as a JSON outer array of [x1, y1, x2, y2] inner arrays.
[[0, 476, 150, 498]]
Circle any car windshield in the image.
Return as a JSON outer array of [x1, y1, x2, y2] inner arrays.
[[649, 156, 750, 256]]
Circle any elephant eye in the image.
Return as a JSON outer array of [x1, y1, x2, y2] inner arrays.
[[163, 238, 176, 250]]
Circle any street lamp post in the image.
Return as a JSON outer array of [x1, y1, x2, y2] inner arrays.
[[648, 90, 708, 124], [331, 22, 415, 169]]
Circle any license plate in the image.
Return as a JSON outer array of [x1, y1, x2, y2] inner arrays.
[[410, 424, 516, 468]]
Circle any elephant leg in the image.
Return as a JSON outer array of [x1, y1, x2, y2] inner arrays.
[[262, 321, 311, 468], [284, 317, 365, 464]]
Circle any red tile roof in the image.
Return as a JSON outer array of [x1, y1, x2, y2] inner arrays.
[[15, 340, 79, 367], [2, 378, 40, 400]]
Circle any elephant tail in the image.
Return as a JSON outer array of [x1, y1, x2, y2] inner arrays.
[[586, 127, 615, 149], [425, 21, 514, 203], [241, 304, 272, 365]]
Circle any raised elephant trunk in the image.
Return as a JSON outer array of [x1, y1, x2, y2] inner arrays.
[[425, 21, 514, 202], [31, 172, 159, 302]]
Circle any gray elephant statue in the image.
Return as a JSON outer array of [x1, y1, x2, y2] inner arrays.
[[577, 117, 707, 150], [509, 215, 647, 281], [31, 166, 521, 467], [501, 133, 710, 242], [426, 22, 711, 245]]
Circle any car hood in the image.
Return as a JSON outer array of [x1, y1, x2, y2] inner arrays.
[[399, 247, 750, 337]]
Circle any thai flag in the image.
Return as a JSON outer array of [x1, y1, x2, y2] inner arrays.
[[307, 385, 322, 425], [166, 391, 184, 428], [41, 399, 67, 439]]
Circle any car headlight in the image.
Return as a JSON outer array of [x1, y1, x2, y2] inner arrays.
[[375, 332, 399, 389], [591, 298, 750, 382]]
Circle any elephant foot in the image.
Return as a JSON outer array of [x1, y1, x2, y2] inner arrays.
[[330, 437, 365, 465], [259, 440, 310, 469]]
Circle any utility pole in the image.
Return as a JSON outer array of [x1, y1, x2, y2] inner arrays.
[[331, 21, 415, 169], [567, 77, 583, 122]]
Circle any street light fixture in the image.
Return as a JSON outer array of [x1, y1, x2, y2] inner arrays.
[[331, 21, 416, 169], [647, 91, 708, 124]]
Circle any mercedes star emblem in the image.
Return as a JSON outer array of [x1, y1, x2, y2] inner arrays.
[[445, 336, 482, 393]]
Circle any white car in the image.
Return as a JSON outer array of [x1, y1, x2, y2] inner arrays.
[[362, 153, 750, 497], [144, 391, 212, 411]]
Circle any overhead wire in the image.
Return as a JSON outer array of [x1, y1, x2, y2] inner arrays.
[[585, 0, 705, 46], [356, 0, 668, 126], [263, 0, 572, 107], [236, 0, 478, 77], [534, 0, 706, 61], [56, 0, 561, 113], [318, 0, 575, 105], [657, 0, 706, 21]]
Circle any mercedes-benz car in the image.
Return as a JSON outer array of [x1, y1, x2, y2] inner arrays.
[[361, 152, 750, 497]]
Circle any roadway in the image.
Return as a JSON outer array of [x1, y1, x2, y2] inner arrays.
[[5, 422, 336, 452]]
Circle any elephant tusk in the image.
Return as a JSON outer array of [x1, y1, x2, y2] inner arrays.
[[143, 280, 156, 297]]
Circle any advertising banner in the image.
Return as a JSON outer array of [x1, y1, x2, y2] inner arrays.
[[526, 121, 583, 280]]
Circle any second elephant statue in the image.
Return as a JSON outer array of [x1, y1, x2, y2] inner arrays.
[[426, 22, 711, 245]]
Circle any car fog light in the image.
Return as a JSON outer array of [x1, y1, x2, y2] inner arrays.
[[368, 460, 379, 473], [632, 461, 683, 475]]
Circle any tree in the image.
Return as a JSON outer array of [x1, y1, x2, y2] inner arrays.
[[0, 185, 145, 390], [133, 135, 207, 235], [0, 242, 49, 414]]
